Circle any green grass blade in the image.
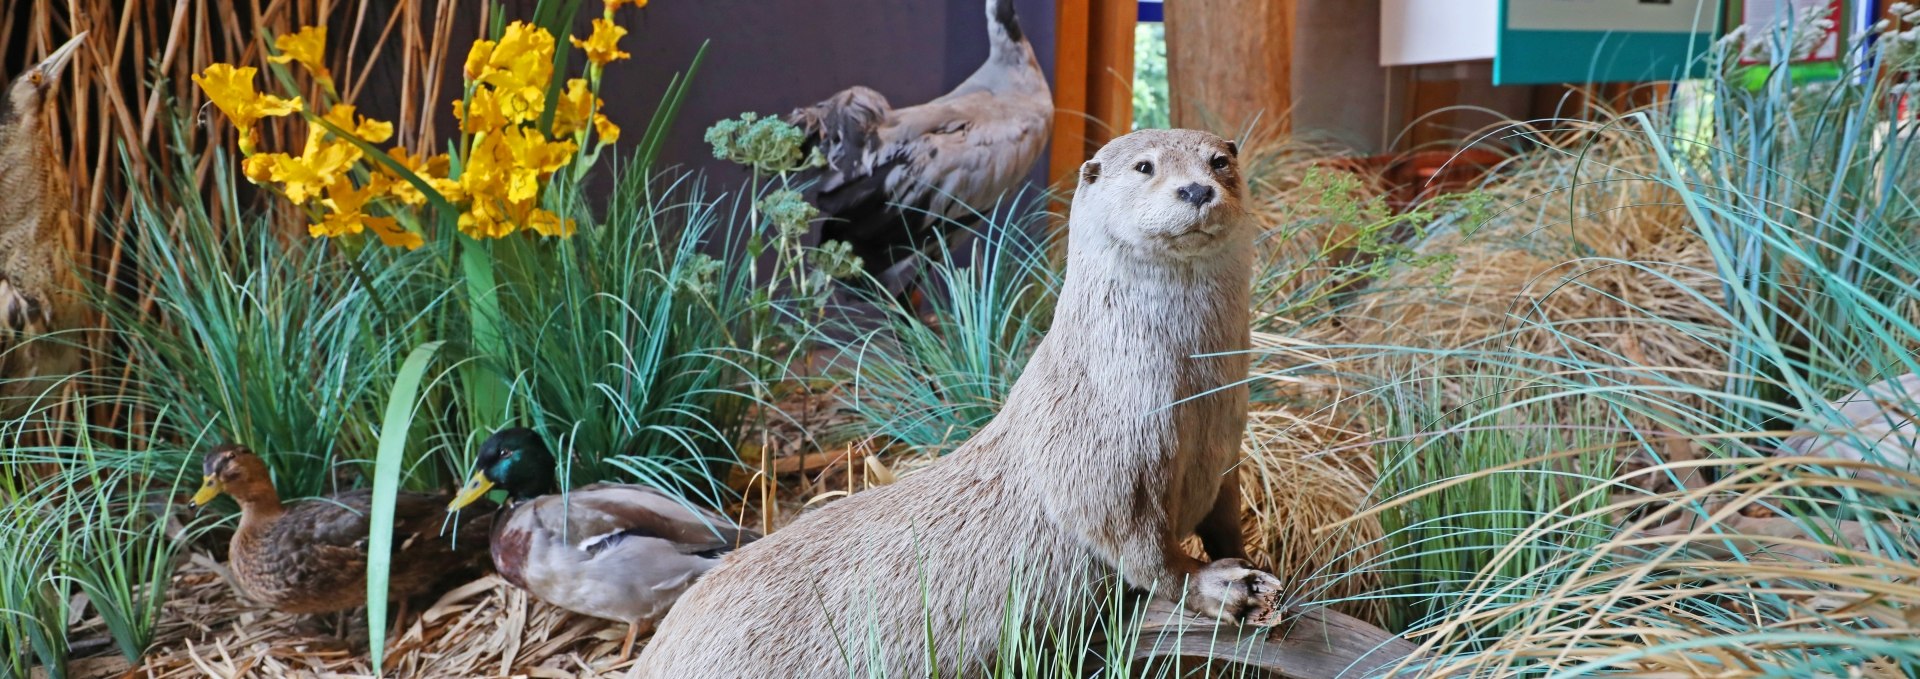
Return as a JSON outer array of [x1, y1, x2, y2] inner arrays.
[[636, 41, 709, 176], [531, 0, 585, 135], [366, 340, 445, 673]]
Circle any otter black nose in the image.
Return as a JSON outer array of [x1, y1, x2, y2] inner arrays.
[[1176, 183, 1214, 207]]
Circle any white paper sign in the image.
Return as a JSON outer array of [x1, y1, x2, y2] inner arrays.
[[1381, 0, 1500, 66]]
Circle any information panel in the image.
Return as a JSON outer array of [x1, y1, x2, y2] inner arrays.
[[1497, 0, 1722, 84]]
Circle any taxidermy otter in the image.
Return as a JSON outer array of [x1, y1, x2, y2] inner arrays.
[[633, 129, 1279, 677]]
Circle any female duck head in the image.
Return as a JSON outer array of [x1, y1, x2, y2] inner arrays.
[[449, 428, 557, 510], [191, 444, 280, 509]]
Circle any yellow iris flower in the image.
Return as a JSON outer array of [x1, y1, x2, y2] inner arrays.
[[555, 78, 620, 143], [192, 64, 301, 154], [320, 104, 395, 144], [594, 115, 621, 144], [519, 202, 576, 238], [570, 19, 631, 66], [457, 135, 511, 239], [457, 197, 514, 240], [466, 22, 554, 123], [455, 125, 577, 239], [464, 127, 575, 205], [204, 10, 641, 246], [459, 194, 574, 240], [241, 153, 278, 185], [383, 148, 461, 206], [499, 126, 578, 202], [454, 87, 511, 135], [314, 176, 424, 250], [260, 133, 360, 204], [269, 26, 333, 88]]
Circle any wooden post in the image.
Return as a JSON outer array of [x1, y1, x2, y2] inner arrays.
[[1049, 0, 1137, 191], [1166, 0, 1294, 136]]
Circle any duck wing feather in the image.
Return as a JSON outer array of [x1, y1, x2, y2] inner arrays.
[[516, 484, 758, 558]]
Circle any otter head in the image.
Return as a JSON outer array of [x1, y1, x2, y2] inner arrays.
[[1071, 129, 1252, 261]]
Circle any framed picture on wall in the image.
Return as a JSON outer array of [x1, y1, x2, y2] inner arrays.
[[1732, 0, 1846, 65], [1723, 0, 1862, 85]]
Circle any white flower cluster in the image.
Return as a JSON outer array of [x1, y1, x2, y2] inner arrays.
[[1719, 4, 1838, 63], [1881, 3, 1920, 72]]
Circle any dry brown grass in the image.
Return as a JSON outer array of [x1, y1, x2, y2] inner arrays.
[[1227, 128, 1394, 620], [99, 556, 637, 678], [1226, 112, 1736, 626], [1355, 453, 1920, 677], [1238, 331, 1384, 620], [1350, 120, 1729, 405]]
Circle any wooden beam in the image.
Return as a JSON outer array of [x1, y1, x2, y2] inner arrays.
[[1050, 0, 1091, 191], [1048, 0, 1137, 191], [1084, 0, 1136, 146], [1166, 0, 1294, 136]]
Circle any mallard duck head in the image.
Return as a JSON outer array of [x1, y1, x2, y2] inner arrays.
[[449, 428, 556, 511]]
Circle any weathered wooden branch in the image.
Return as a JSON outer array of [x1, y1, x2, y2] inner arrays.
[[1112, 598, 1417, 678]]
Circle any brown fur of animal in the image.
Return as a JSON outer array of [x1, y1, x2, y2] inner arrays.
[[632, 129, 1280, 677]]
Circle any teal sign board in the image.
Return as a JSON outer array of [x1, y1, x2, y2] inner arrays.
[[1497, 0, 1723, 84]]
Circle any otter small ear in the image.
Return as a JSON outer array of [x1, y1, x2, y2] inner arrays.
[[1080, 160, 1101, 185], [1225, 140, 1240, 158]]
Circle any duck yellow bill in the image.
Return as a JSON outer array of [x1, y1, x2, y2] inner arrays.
[[190, 475, 222, 506], [448, 471, 494, 511]]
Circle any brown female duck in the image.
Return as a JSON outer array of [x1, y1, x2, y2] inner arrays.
[[191, 444, 490, 614]]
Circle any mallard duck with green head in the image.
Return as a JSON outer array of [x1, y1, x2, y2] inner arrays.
[[447, 428, 759, 659], [190, 445, 491, 615]]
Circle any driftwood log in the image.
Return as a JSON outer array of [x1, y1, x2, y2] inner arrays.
[[1109, 598, 1417, 678]]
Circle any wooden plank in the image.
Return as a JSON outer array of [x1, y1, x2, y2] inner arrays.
[[1166, 0, 1294, 135], [1048, 0, 1093, 190], [1125, 598, 1420, 678], [1085, 0, 1137, 143], [1048, 0, 1137, 190]]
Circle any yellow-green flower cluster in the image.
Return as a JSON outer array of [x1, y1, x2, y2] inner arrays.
[[194, 5, 639, 248]]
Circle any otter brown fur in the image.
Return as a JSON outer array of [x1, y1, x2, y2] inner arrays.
[[632, 129, 1279, 677]]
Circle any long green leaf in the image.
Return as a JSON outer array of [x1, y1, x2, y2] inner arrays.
[[636, 41, 710, 176], [532, 0, 584, 134], [461, 241, 508, 428], [366, 340, 445, 673]]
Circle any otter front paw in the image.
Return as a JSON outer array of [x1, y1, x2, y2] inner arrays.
[[1188, 558, 1285, 626]]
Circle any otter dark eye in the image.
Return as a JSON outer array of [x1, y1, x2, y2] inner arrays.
[[1210, 156, 1230, 171], [1134, 161, 1153, 175]]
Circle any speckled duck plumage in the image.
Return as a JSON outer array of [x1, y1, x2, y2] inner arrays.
[[194, 445, 492, 615]]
